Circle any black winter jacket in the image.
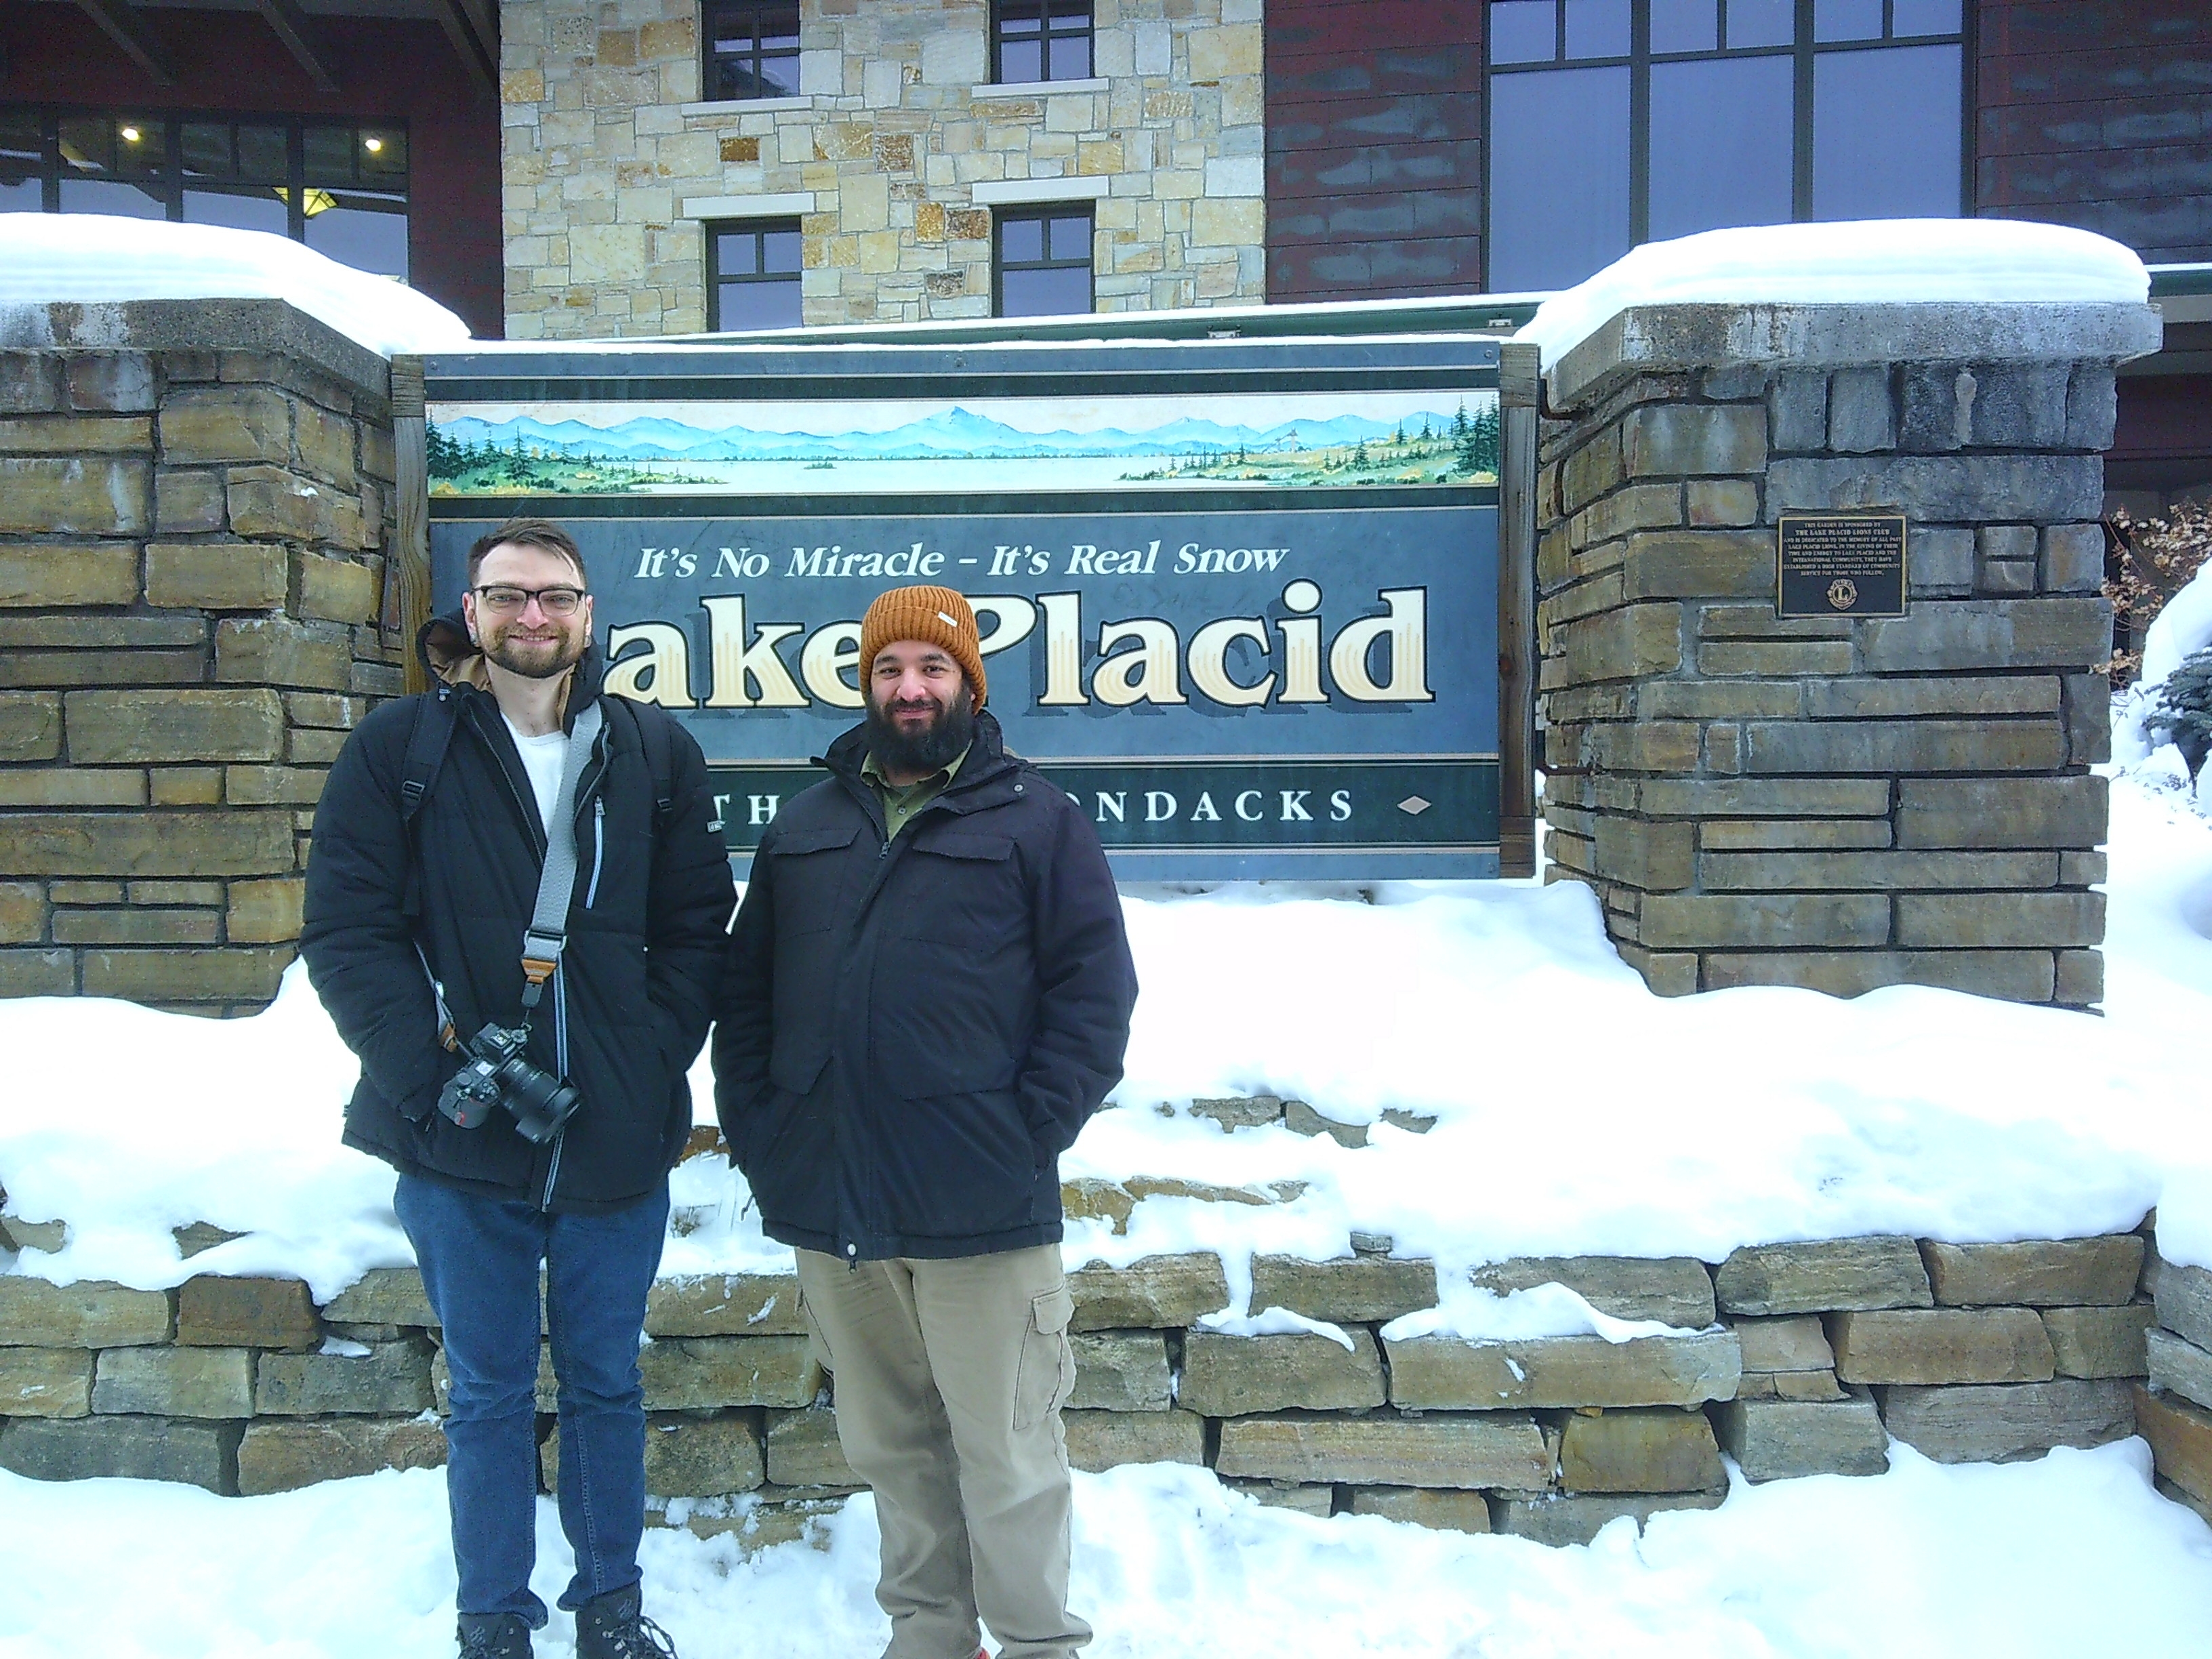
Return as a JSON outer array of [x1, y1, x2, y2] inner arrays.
[[301, 617, 736, 1212], [714, 712, 1138, 1261]]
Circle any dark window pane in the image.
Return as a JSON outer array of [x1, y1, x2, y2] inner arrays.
[[717, 278, 802, 329], [306, 199, 408, 278], [1891, 0, 1961, 35], [758, 54, 801, 96], [1048, 213, 1089, 258], [59, 116, 117, 175], [1047, 33, 1091, 79], [1048, 0, 1088, 19], [1563, 0, 1630, 58], [359, 130, 406, 180], [181, 123, 233, 178], [240, 125, 289, 180], [1649, 54, 1793, 239], [1488, 1, 1556, 64], [112, 119, 160, 176], [1002, 264, 1089, 316], [718, 232, 759, 274], [60, 178, 167, 217], [184, 187, 289, 237], [1727, 0, 1795, 47], [1650, 0, 1716, 53], [1811, 43, 1962, 219], [1001, 217, 1045, 262], [303, 126, 355, 184], [761, 228, 802, 270], [0, 110, 38, 157], [1000, 39, 1043, 81], [1815, 0, 1883, 41], [1488, 63, 1630, 289]]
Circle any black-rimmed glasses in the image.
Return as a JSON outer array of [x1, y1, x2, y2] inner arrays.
[[472, 584, 588, 617]]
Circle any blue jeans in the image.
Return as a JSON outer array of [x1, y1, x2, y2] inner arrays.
[[394, 1174, 670, 1626]]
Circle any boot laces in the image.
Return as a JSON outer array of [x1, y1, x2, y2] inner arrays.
[[598, 1614, 677, 1659]]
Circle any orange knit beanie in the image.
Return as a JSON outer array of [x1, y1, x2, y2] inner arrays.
[[859, 585, 987, 707]]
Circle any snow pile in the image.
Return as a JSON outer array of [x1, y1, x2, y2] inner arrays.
[[2114, 560, 2212, 778], [3, 1443, 2209, 1658], [1517, 219, 2150, 365], [5, 771, 2211, 1298], [0, 213, 471, 358]]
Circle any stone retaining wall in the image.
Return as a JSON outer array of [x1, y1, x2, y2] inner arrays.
[[0, 301, 405, 1015], [0, 1178, 2163, 1547], [1533, 300, 2161, 1006], [2139, 1244, 2212, 1526]]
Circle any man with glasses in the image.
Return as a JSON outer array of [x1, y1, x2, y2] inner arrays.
[[303, 518, 735, 1659]]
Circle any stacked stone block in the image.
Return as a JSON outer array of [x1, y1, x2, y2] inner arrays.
[[0, 302, 402, 1015], [499, 0, 1266, 337], [1533, 302, 2161, 1004], [2139, 1241, 2212, 1526], [1, 1176, 2159, 1542]]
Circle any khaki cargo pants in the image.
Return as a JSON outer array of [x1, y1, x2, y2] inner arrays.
[[796, 1244, 1088, 1659]]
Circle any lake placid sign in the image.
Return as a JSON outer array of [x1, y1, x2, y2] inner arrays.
[[422, 335, 1506, 878], [1776, 512, 1908, 619]]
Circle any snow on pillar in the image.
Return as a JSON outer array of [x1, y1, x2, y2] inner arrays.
[[1528, 232, 2161, 1006]]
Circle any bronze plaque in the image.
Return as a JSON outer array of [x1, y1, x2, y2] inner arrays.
[[1776, 512, 1907, 619]]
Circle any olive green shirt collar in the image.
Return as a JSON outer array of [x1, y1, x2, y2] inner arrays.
[[861, 743, 968, 840]]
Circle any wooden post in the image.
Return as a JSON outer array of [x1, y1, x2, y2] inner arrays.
[[390, 355, 432, 695], [1496, 342, 1541, 879]]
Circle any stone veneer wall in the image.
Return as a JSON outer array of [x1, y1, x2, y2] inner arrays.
[[0, 1120, 2166, 1544], [0, 302, 405, 1015], [499, 0, 1267, 336], [2139, 1249, 2212, 1527], [1533, 302, 2162, 1005]]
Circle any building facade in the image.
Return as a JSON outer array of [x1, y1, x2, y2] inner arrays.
[[1, 1, 2206, 495]]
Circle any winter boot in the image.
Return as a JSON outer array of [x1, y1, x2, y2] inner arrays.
[[573, 1584, 678, 1659], [455, 1612, 533, 1658]]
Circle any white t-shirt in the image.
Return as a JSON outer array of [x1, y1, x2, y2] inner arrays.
[[504, 716, 569, 832]]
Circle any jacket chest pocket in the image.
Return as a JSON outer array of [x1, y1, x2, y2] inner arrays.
[[769, 825, 863, 937], [895, 830, 1025, 951]]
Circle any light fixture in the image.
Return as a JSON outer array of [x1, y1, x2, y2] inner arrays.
[[119, 125, 142, 143], [302, 187, 338, 217], [363, 136, 384, 153]]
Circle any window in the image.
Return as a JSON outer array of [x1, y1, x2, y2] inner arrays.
[[0, 107, 408, 279], [708, 220, 802, 330], [993, 0, 1092, 84], [1486, 0, 1965, 291], [704, 1, 801, 102], [994, 207, 1093, 317]]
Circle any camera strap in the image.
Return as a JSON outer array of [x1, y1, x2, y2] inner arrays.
[[518, 699, 605, 1021]]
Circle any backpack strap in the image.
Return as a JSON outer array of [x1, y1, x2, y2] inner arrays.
[[615, 694, 678, 833], [398, 685, 461, 825]]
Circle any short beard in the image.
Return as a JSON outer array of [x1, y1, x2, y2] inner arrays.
[[483, 626, 588, 680], [865, 684, 976, 777]]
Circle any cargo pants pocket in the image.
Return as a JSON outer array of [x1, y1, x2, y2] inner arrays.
[[1012, 1282, 1076, 1431]]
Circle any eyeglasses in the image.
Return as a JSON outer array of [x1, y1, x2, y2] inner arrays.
[[472, 584, 588, 617]]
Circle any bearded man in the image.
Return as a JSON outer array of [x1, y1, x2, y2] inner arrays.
[[304, 518, 734, 1658], [712, 584, 1138, 1659]]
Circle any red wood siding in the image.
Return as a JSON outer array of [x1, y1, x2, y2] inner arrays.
[[1265, 0, 1487, 302], [1, 6, 503, 337]]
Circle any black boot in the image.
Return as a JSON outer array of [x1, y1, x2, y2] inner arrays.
[[574, 1584, 678, 1659], [455, 1612, 532, 1658]]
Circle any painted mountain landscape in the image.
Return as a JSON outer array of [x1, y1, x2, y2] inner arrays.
[[425, 391, 1501, 495]]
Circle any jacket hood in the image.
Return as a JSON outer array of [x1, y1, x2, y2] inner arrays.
[[415, 608, 607, 724]]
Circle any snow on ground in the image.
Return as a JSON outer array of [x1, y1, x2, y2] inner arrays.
[[5, 766, 2212, 1303], [1515, 219, 2150, 365], [1, 1443, 2207, 1659], [0, 213, 472, 357]]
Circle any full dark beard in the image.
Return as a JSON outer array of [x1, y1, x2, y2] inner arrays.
[[483, 626, 588, 680], [865, 687, 976, 777]]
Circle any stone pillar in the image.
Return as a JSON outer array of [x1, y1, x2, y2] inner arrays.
[[0, 300, 404, 1015], [1533, 302, 2160, 1006]]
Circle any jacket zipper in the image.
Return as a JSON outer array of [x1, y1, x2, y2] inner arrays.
[[585, 799, 606, 907]]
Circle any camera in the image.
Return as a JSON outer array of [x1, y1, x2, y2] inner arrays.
[[437, 1022, 582, 1143]]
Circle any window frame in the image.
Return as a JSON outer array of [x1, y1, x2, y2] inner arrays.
[[990, 0, 1095, 86], [701, 0, 803, 103], [0, 105, 408, 268], [991, 204, 1096, 319], [1481, 0, 1973, 290], [705, 217, 804, 332]]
